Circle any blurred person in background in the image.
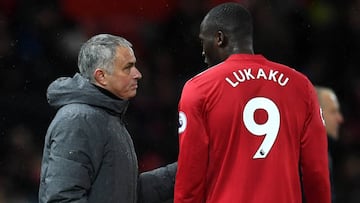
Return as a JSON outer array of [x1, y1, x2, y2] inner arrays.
[[316, 85, 344, 203], [38, 34, 176, 203], [315, 86, 344, 141], [174, 2, 330, 203]]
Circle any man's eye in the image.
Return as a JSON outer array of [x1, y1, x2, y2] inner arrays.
[[124, 65, 132, 70]]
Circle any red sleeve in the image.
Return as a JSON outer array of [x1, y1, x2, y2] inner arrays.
[[174, 80, 209, 203], [300, 81, 331, 203]]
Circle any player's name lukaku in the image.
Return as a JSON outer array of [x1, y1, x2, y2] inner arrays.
[[225, 68, 289, 87]]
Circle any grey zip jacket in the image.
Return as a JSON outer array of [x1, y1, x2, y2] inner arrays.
[[39, 73, 177, 203]]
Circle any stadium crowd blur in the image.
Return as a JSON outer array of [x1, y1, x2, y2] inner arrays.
[[0, 0, 359, 202]]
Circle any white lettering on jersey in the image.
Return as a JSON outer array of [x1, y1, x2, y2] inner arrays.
[[268, 70, 278, 82], [178, 111, 187, 134], [225, 68, 289, 87], [244, 68, 255, 80], [256, 68, 267, 80]]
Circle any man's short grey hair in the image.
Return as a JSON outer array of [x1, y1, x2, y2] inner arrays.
[[78, 34, 132, 82], [315, 85, 335, 106]]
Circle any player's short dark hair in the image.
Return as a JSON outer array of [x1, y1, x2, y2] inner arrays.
[[204, 2, 253, 41]]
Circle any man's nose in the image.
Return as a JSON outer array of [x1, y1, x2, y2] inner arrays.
[[337, 112, 344, 124], [133, 67, 142, 79]]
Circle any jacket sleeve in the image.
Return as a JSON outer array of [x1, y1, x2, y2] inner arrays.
[[137, 162, 177, 203], [39, 114, 104, 202]]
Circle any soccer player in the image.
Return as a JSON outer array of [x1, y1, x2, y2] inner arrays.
[[174, 3, 331, 203]]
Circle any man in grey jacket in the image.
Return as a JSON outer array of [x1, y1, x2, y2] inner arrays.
[[39, 34, 177, 203]]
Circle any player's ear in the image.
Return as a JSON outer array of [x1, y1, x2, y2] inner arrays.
[[94, 68, 107, 86], [216, 30, 226, 47]]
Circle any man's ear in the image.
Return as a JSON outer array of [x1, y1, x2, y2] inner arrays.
[[216, 30, 226, 47], [94, 68, 107, 86]]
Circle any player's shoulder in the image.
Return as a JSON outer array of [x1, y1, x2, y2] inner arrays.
[[267, 60, 310, 82], [188, 60, 229, 83], [183, 66, 218, 90]]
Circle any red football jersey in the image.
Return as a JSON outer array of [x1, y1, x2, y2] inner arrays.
[[175, 54, 331, 203]]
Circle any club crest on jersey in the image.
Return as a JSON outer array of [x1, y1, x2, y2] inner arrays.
[[178, 111, 187, 134]]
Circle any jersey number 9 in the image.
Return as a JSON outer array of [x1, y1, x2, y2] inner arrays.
[[243, 97, 280, 159]]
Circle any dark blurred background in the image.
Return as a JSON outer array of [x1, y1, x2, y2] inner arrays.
[[0, 0, 359, 202]]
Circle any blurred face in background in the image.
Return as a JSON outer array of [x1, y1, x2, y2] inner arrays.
[[319, 90, 344, 140]]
